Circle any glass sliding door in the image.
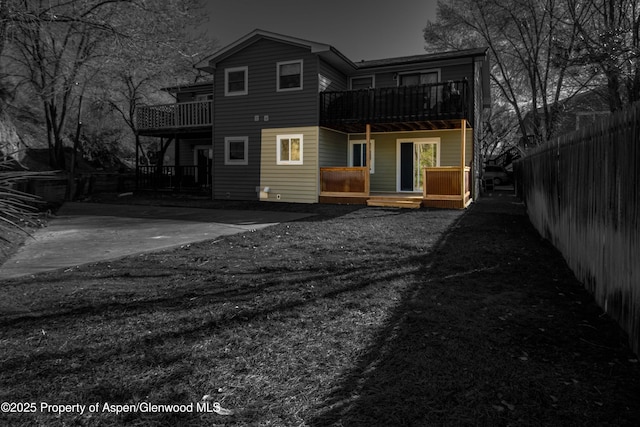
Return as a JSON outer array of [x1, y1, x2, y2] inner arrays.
[[398, 138, 440, 192]]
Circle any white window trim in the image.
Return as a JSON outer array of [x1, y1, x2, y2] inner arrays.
[[277, 59, 303, 92], [348, 139, 375, 174], [350, 75, 375, 90], [224, 136, 249, 165], [276, 134, 304, 165], [397, 69, 441, 86], [224, 66, 248, 96]]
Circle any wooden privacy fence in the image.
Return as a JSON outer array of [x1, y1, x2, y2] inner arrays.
[[517, 104, 640, 354]]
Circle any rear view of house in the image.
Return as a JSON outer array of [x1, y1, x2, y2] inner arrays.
[[136, 29, 491, 208]]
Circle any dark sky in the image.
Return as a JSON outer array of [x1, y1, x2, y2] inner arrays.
[[202, 0, 438, 61]]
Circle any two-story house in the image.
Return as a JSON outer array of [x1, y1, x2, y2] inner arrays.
[[136, 29, 491, 208]]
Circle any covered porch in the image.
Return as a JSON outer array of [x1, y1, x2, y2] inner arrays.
[[319, 166, 471, 209], [319, 119, 472, 209], [135, 100, 213, 193]]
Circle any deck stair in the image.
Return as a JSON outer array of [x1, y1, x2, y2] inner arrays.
[[366, 196, 423, 209]]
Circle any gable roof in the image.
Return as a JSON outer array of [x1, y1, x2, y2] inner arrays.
[[195, 29, 357, 74], [355, 47, 489, 70]]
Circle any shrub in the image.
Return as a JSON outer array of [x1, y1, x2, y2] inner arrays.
[[0, 157, 52, 241]]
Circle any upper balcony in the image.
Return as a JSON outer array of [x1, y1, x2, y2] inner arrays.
[[319, 80, 469, 133], [136, 100, 212, 136]]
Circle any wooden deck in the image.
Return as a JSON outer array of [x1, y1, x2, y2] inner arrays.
[[319, 166, 472, 209], [136, 100, 212, 135], [319, 193, 427, 209]]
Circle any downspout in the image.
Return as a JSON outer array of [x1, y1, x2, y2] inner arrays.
[[366, 123, 371, 196], [135, 133, 139, 190]]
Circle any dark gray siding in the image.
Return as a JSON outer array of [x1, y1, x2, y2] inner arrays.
[[319, 59, 349, 92], [212, 39, 320, 200], [355, 61, 475, 88]]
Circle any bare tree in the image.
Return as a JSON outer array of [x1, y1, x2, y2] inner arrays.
[[1, 0, 212, 170], [565, 0, 640, 111], [2, 0, 133, 169], [97, 0, 213, 169], [425, 0, 595, 146]]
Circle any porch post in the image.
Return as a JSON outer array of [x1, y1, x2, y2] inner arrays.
[[365, 123, 371, 195], [460, 119, 466, 202], [174, 135, 181, 190], [135, 134, 139, 190]]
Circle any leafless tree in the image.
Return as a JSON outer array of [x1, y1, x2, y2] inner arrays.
[[565, 0, 640, 111], [425, 0, 596, 146]]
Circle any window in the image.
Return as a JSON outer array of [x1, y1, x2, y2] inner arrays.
[[399, 70, 439, 86], [349, 140, 375, 173], [400, 70, 440, 108], [277, 134, 303, 165], [576, 111, 609, 130], [277, 60, 303, 91], [351, 76, 374, 90], [224, 136, 248, 165], [225, 66, 248, 96]]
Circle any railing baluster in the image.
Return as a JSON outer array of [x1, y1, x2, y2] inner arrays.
[[137, 100, 212, 130], [318, 80, 469, 127]]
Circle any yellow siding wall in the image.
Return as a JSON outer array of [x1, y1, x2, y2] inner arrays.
[[319, 128, 348, 167], [260, 126, 319, 204], [349, 128, 473, 192]]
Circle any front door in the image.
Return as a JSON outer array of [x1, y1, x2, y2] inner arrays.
[[398, 139, 440, 192], [195, 148, 212, 187]]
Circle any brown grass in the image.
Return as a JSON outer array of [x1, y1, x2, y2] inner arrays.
[[0, 194, 638, 426]]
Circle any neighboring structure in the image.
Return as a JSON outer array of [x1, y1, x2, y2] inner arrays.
[[136, 29, 491, 208], [519, 88, 611, 151]]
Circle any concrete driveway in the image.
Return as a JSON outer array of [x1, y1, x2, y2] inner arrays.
[[0, 202, 313, 279]]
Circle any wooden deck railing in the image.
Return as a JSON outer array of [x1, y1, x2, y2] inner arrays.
[[136, 100, 212, 131], [423, 166, 471, 201], [320, 167, 369, 196], [320, 80, 469, 130]]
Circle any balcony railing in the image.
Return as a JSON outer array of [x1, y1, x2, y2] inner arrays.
[[136, 100, 212, 131], [137, 165, 211, 190], [320, 80, 468, 129]]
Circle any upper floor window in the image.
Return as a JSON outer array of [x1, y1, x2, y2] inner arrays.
[[277, 134, 303, 165], [277, 60, 303, 91], [351, 76, 374, 90], [225, 66, 248, 96], [399, 70, 439, 86]]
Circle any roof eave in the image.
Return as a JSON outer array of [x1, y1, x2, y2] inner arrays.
[[356, 47, 489, 70], [194, 29, 355, 73]]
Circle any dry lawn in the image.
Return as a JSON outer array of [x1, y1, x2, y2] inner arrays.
[[0, 194, 638, 426]]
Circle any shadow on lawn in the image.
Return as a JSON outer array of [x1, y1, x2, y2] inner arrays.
[[308, 196, 640, 426], [2, 198, 639, 426]]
